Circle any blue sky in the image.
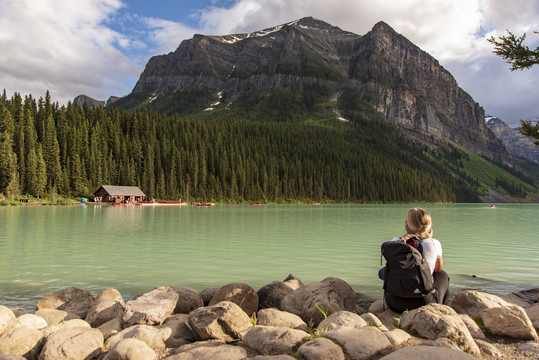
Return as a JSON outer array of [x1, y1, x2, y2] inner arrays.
[[0, 0, 538, 126]]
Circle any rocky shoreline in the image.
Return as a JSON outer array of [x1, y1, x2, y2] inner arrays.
[[1, 275, 538, 360]]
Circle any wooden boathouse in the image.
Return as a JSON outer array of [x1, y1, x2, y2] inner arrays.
[[93, 185, 146, 203]]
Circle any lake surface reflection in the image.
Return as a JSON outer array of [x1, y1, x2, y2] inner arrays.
[[0, 203, 537, 310]]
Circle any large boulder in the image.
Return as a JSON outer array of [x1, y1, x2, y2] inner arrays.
[[481, 304, 538, 340], [98, 317, 124, 339], [123, 287, 179, 326], [41, 318, 91, 337], [188, 301, 252, 342], [105, 325, 166, 354], [458, 314, 486, 340], [400, 303, 480, 357], [281, 277, 356, 326], [38, 326, 103, 360], [0, 306, 16, 333], [297, 337, 345, 360], [35, 309, 79, 326], [86, 288, 125, 328], [450, 289, 510, 318], [257, 281, 295, 310], [384, 328, 411, 347], [170, 287, 203, 314], [325, 326, 392, 360], [164, 341, 248, 360], [257, 275, 303, 310], [208, 283, 259, 317], [36, 287, 95, 318], [9, 314, 47, 330], [243, 326, 310, 355], [157, 318, 195, 347], [317, 310, 367, 331], [103, 338, 157, 360], [256, 308, 309, 331], [0, 327, 43, 359]]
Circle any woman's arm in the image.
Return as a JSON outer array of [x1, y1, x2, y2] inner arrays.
[[434, 256, 443, 272]]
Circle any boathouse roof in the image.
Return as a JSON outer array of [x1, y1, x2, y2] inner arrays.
[[94, 185, 146, 197]]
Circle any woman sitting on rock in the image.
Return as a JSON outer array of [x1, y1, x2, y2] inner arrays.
[[380, 207, 450, 313]]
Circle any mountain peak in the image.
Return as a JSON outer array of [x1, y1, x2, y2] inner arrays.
[[115, 17, 507, 162]]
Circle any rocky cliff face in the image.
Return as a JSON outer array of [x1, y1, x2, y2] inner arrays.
[[486, 117, 539, 163], [126, 17, 507, 161]]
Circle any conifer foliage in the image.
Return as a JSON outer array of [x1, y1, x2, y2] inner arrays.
[[0, 90, 480, 203]]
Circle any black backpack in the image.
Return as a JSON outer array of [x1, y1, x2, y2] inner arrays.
[[381, 237, 434, 298]]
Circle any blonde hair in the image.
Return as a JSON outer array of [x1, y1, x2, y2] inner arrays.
[[403, 207, 432, 240]]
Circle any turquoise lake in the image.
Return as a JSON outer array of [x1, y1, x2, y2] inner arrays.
[[0, 203, 537, 310]]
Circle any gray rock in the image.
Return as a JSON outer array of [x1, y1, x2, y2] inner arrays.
[[256, 308, 309, 331], [458, 314, 485, 340], [41, 318, 91, 338], [368, 299, 386, 314], [0, 306, 16, 333], [36, 287, 95, 318], [158, 319, 195, 347], [475, 339, 502, 358], [164, 341, 248, 360], [199, 288, 218, 306], [188, 301, 252, 342], [384, 328, 411, 347], [103, 338, 157, 360], [380, 346, 478, 360], [450, 289, 509, 318], [400, 303, 480, 356], [35, 308, 80, 326], [325, 326, 392, 360], [86, 288, 125, 328], [360, 312, 388, 331], [98, 316, 124, 339], [252, 356, 296, 360], [0, 327, 43, 358], [243, 325, 310, 355], [281, 277, 356, 326], [376, 308, 400, 331], [257, 281, 294, 310], [525, 302, 539, 330], [481, 304, 538, 340], [123, 286, 179, 326], [208, 283, 259, 317], [170, 287, 203, 314], [518, 342, 539, 354], [317, 310, 367, 331], [105, 324, 166, 354], [297, 337, 345, 360], [38, 326, 103, 360]]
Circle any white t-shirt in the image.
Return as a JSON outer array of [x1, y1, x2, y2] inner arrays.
[[391, 237, 442, 274]]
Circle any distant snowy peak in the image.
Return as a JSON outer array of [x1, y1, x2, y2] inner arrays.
[[213, 25, 284, 44]]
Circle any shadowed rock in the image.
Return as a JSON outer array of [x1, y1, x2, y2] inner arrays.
[[36, 287, 96, 318]]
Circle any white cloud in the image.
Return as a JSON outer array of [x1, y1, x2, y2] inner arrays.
[[0, 0, 537, 124], [0, 0, 140, 103]]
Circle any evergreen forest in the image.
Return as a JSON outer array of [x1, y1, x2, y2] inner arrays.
[[0, 89, 530, 204]]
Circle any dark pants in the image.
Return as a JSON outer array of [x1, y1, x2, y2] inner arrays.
[[382, 269, 450, 314]]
